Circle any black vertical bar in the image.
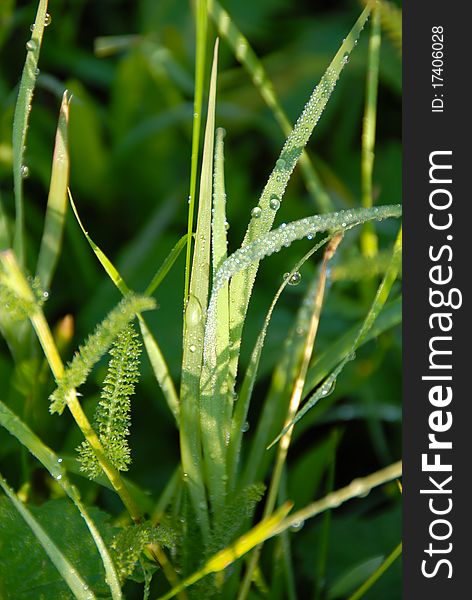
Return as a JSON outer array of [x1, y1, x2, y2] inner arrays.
[[404, 2, 469, 598]]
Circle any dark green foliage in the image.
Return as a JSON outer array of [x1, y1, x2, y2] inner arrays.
[[78, 324, 142, 477], [0, 497, 116, 599]]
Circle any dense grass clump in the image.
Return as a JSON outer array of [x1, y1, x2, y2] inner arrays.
[[0, 1, 402, 598]]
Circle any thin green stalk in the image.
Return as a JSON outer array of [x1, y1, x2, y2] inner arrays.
[[347, 542, 402, 600], [237, 235, 343, 600], [361, 5, 381, 257], [12, 0, 49, 266], [184, 0, 208, 301]]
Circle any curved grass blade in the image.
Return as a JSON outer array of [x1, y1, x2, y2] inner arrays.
[[227, 4, 372, 392], [0, 400, 123, 599], [208, 0, 332, 213], [12, 0, 49, 266], [36, 91, 70, 289], [180, 40, 218, 532], [348, 542, 402, 600], [0, 471, 96, 600], [156, 502, 293, 600], [274, 461, 402, 535], [227, 235, 333, 488], [184, 0, 208, 301], [68, 189, 180, 422], [269, 226, 402, 447]]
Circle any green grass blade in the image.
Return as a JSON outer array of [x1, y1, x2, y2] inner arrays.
[[68, 190, 180, 421], [208, 0, 332, 213], [347, 541, 402, 600], [0, 400, 123, 599], [145, 234, 189, 296], [36, 91, 70, 290], [184, 0, 208, 301], [0, 472, 97, 600], [242, 295, 401, 491], [269, 227, 402, 447], [227, 4, 372, 393], [180, 40, 218, 534], [199, 125, 231, 514], [227, 236, 332, 488], [12, 0, 49, 266], [360, 5, 381, 257]]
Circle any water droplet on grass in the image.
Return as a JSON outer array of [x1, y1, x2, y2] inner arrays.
[[251, 206, 262, 218], [26, 39, 37, 52], [284, 271, 302, 286], [269, 195, 280, 210]]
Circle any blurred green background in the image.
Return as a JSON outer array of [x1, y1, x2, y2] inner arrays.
[[0, 1, 401, 598]]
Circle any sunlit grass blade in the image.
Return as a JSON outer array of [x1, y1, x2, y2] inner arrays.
[[184, 0, 208, 301], [156, 502, 293, 600], [198, 125, 231, 514], [0, 400, 123, 600], [12, 0, 49, 266], [238, 235, 343, 600], [36, 91, 70, 289], [360, 5, 381, 257], [347, 541, 402, 600], [180, 40, 219, 534], [208, 0, 332, 213], [0, 472, 97, 600], [68, 189, 180, 422], [274, 461, 402, 535], [269, 227, 402, 447], [227, 235, 333, 489], [227, 4, 372, 392], [145, 234, 189, 296]]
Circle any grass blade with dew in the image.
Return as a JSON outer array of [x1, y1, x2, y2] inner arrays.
[[237, 235, 343, 600], [198, 125, 231, 515], [348, 541, 402, 600], [273, 461, 401, 536], [0, 400, 123, 599], [184, 0, 208, 301], [360, 5, 381, 258], [269, 226, 402, 447], [180, 40, 218, 535], [226, 235, 333, 489], [207, 0, 332, 213], [206, 205, 401, 382], [156, 502, 293, 600], [226, 3, 373, 392], [68, 189, 180, 422], [36, 91, 70, 290], [0, 472, 97, 600], [12, 0, 49, 266]]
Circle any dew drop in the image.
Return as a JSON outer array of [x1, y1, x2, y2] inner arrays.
[[42, 290, 49, 300], [225, 221, 230, 231], [276, 158, 286, 170], [30, 24, 35, 32], [269, 195, 280, 210], [241, 421, 250, 433], [284, 271, 302, 286], [251, 206, 262, 218], [56, 474, 62, 481], [26, 39, 37, 52], [44, 13, 52, 26], [20, 165, 29, 179], [185, 294, 202, 328], [189, 344, 196, 353], [57, 457, 63, 463], [290, 519, 305, 532]]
